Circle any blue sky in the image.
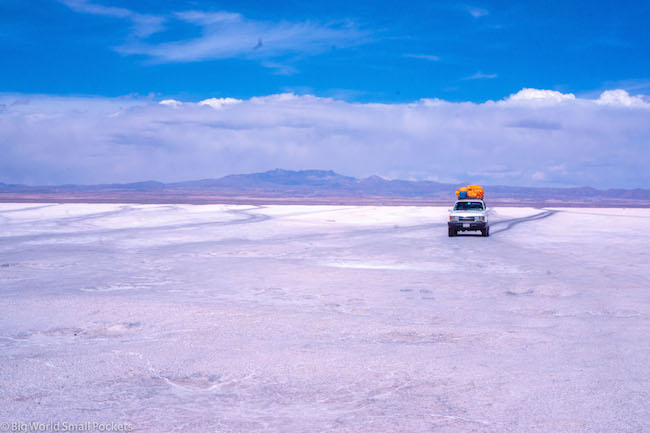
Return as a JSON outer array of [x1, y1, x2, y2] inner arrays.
[[1, 1, 649, 187], [2, 0, 650, 102]]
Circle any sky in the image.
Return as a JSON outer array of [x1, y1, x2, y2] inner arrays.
[[1, 0, 649, 187]]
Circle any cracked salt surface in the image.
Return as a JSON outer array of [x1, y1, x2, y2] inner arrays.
[[0, 203, 648, 432]]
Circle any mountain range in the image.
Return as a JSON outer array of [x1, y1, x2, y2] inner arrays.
[[1, 169, 649, 207]]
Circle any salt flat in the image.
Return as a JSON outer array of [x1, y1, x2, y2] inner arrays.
[[0, 203, 648, 432]]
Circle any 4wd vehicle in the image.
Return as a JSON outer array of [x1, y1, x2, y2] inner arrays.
[[448, 199, 489, 237]]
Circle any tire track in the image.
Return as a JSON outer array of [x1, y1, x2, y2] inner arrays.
[[52, 205, 137, 226], [489, 209, 557, 234], [0, 204, 59, 214], [0, 205, 270, 245]]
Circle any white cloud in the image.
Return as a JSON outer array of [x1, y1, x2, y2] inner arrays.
[[121, 12, 365, 64], [502, 88, 576, 105], [159, 99, 182, 107], [0, 90, 648, 188], [466, 6, 489, 18], [175, 10, 242, 26], [61, 1, 368, 68], [198, 97, 242, 109], [464, 72, 498, 80], [259, 61, 299, 75], [596, 89, 646, 107], [59, 0, 166, 37], [404, 54, 441, 61], [531, 171, 547, 181]]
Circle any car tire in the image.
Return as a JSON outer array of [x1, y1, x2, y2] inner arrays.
[[484, 227, 490, 237], [448, 227, 455, 237]]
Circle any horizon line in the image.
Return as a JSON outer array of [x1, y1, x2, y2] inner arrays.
[[0, 168, 646, 192]]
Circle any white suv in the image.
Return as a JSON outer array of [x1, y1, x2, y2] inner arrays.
[[448, 199, 490, 237]]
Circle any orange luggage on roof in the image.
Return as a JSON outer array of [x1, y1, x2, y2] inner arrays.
[[466, 185, 484, 199], [456, 185, 484, 199]]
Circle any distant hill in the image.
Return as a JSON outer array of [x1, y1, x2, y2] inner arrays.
[[1, 169, 649, 207]]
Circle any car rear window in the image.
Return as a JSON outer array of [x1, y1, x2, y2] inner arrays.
[[454, 201, 484, 211]]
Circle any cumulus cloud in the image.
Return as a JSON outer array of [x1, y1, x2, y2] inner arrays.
[[502, 88, 576, 105], [0, 90, 648, 188], [159, 99, 182, 107], [197, 97, 242, 109], [596, 89, 646, 106]]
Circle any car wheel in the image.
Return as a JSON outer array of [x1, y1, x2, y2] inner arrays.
[[484, 227, 490, 237], [448, 227, 455, 237]]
